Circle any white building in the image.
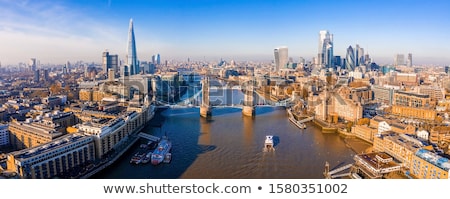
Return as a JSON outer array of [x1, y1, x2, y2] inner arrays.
[[416, 130, 429, 141], [378, 121, 391, 136]]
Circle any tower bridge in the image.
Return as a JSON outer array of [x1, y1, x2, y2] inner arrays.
[[155, 76, 292, 117]]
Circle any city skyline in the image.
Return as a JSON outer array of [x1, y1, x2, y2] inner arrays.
[[0, 0, 450, 65]]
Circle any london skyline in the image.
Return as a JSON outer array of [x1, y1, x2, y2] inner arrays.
[[0, 0, 449, 65]]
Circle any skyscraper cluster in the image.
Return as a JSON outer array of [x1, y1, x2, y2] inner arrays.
[[394, 53, 412, 67], [344, 44, 368, 71], [29, 58, 36, 72], [318, 30, 333, 69]]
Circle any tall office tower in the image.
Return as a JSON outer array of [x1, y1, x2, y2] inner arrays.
[[298, 57, 305, 68], [108, 69, 115, 82], [156, 54, 161, 65], [43, 69, 49, 82], [364, 54, 371, 65], [358, 47, 364, 66], [34, 70, 40, 82], [29, 58, 36, 71], [151, 55, 156, 64], [345, 46, 355, 71], [407, 53, 412, 67], [318, 30, 333, 68], [394, 54, 405, 66], [102, 51, 119, 77], [126, 19, 139, 75], [334, 56, 341, 67], [62, 64, 68, 75], [355, 45, 360, 66], [274, 46, 288, 72]]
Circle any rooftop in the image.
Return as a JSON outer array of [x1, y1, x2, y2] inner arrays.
[[395, 90, 429, 98], [415, 149, 450, 171], [355, 152, 400, 171], [12, 134, 90, 160]]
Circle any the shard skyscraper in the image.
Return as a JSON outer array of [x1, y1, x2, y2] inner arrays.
[[126, 18, 139, 75]]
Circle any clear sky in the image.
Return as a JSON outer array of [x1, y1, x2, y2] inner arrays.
[[0, 0, 449, 65]]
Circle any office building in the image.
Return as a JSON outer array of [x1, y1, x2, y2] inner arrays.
[[29, 58, 37, 72], [407, 53, 412, 67], [394, 54, 405, 66], [356, 45, 364, 66], [345, 46, 355, 71], [34, 70, 40, 82], [0, 124, 9, 146], [392, 91, 436, 120], [318, 30, 333, 68], [102, 51, 119, 77], [411, 149, 450, 179], [6, 133, 95, 179], [274, 46, 288, 73], [8, 119, 63, 150]]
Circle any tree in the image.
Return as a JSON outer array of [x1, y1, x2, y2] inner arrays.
[[64, 85, 71, 92], [435, 116, 444, 124], [301, 87, 309, 99], [50, 84, 61, 95], [346, 121, 354, 132], [357, 118, 370, 125]]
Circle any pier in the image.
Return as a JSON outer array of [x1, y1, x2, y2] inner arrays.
[[323, 161, 354, 179]]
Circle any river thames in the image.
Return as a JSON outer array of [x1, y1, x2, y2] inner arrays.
[[93, 106, 356, 179]]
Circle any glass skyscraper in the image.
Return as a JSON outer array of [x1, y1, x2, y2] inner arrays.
[[318, 30, 333, 68], [126, 19, 139, 75], [274, 46, 288, 73], [346, 45, 355, 71]]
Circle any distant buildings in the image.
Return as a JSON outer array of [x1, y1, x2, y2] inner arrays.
[[29, 58, 36, 72], [407, 53, 413, 67], [394, 54, 405, 66]]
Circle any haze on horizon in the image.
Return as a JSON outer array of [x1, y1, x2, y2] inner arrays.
[[0, 0, 449, 66]]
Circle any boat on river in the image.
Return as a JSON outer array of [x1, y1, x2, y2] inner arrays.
[[151, 137, 172, 165], [263, 135, 275, 152]]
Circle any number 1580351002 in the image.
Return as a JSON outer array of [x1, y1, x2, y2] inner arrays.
[[268, 184, 348, 194]]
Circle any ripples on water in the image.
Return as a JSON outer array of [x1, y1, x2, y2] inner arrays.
[[93, 107, 356, 179]]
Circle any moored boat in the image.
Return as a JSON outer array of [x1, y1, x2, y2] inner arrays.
[[287, 108, 306, 129], [151, 137, 172, 165]]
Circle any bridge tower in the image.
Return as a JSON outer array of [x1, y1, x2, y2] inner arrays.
[[242, 80, 256, 117], [200, 76, 212, 118]]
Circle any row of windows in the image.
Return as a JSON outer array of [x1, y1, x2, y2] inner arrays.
[[22, 140, 93, 164], [30, 148, 95, 178]]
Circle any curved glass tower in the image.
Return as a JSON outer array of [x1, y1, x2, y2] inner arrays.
[[126, 19, 139, 75], [345, 45, 355, 71]]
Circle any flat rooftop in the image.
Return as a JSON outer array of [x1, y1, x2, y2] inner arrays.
[[355, 152, 400, 170]]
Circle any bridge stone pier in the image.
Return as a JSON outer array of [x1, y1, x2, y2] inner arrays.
[[242, 80, 256, 117], [200, 76, 212, 118]]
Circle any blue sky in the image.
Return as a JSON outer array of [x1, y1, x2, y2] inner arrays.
[[0, 0, 449, 65]]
